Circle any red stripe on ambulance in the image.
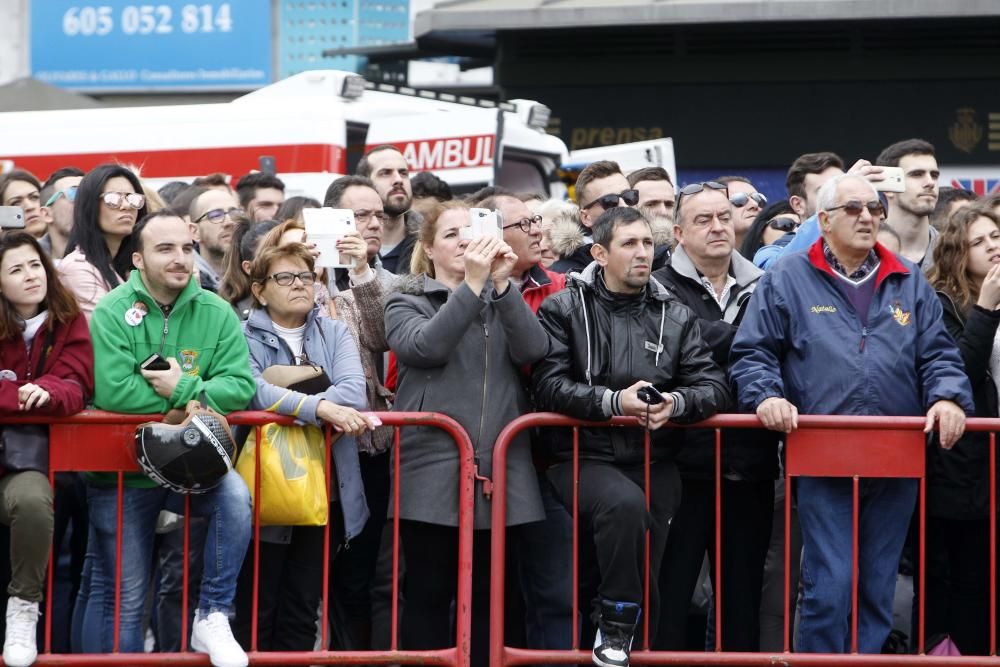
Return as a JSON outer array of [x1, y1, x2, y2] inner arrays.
[[0, 144, 345, 179]]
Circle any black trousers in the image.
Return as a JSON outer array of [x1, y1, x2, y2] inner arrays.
[[547, 459, 681, 638], [233, 522, 336, 651], [398, 521, 494, 667], [654, 478, 774, 651], [329, 450, 391, 650]]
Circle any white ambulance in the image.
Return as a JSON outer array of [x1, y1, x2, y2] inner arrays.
[[0, 69, 569, 200]]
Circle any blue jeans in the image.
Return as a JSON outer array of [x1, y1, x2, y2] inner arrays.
[[73, 472, 251, 653], [796, 477, 917, 653]]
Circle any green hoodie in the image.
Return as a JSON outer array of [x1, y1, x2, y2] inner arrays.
[[89, 271, 255, 487]]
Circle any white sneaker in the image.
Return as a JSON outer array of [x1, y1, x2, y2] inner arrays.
[[191, 610, 248, 667], [3, 597, 38, 667]]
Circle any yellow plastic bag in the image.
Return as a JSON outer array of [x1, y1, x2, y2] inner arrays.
[[236, 423, 328, 526]]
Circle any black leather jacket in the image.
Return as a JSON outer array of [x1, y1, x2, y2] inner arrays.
[[532, 262, 732, 465]]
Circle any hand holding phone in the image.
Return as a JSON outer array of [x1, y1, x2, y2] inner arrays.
[[0, 206, 25, 230]]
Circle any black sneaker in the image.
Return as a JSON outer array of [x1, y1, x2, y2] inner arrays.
[[592, 600, 640, 667]]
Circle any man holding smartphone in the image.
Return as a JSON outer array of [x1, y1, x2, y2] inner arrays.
[[533, 206, 730, 667], [86, 210, 255, 667], [876, 138, 941, 268]]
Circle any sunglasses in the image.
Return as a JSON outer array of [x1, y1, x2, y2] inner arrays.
[[265, 271, 317, 287], [195, 207, 246, 224], [45, 186, 78, 207], [827, 200, 886, 218], [581, 189, 640, 211], [502, 214, 543, 234], [101, 192, 145, 210], [730, 191, 768, 208], [768, 217, 799, 232], [676, 181, 728, 216]]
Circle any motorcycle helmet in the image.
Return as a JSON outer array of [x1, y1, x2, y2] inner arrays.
[[134, 406, 236, 494]]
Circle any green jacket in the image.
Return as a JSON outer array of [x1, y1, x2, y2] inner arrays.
[[89, 271, 255, 487]]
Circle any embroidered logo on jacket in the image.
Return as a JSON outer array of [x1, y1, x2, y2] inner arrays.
[[889, 302, 911, 327], [180, 350, 200, 374], [810, 305, 837, 314]]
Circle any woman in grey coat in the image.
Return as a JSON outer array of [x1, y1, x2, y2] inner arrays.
[[384, 201, 549, 667], [233, 242, 373, 652]]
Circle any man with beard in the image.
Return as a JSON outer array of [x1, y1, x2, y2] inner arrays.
[[876, 139, 940, 269], [357, 146, 421, 275], [628, 167, 675, 265], [189, 188, 245, 293]]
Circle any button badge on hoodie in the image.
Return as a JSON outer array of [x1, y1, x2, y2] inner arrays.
[[124, 308, 145, 327], [0, 370, 16, 381]]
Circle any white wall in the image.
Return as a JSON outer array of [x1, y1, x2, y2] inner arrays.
[[0, 0, 29, 85]]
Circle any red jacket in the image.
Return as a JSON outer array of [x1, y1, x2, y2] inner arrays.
[[0, 312, 94, 416]]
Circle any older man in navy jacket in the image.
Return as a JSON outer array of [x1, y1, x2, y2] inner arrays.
[[730, 173, 973, 654]]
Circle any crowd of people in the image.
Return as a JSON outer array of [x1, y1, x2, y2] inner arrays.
[[0, 135, 995, 667]]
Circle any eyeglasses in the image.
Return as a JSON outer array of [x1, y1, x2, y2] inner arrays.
[[827, 200, 886, 218], [768, 217, 799, 232], [265, 271, 317, 287], [730, 191, 768, 208], [195, 207, 246, 224], [502, 215, 544, 234], [581, 189, 640, 211], [354, 209, 387, 224], [45, 186, 78, 207], [101, 192, 145, 210]]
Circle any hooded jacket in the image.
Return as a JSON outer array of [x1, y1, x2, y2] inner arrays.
[[90, 271, 255, 488], [384, 274, 549, 529], [532, 262, 732, 465], [927, 293, 1000, 519], [653, 246, 778, 480], [730, 239, 973, 420], [243, 305, 369, 541]]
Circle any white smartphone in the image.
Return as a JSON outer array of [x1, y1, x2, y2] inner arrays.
[[873, 166, 906, 193], [460, 208, 503, 241], [302, 208, 356, 269], [0, 206, 25, 229]]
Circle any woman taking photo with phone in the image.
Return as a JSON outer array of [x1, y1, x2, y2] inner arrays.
[[0, 232, 93, 667], [58, 164, 147, 320], [384, 201, 549, 667], [924, 204, 1000, 654]]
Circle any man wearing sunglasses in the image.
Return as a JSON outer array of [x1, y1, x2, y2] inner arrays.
[[717, 176, 766, 248], [38, 167, 85, 262], [876, 138, 940, 269], [551, 161, 640, 275], [189, 188, 246, 293], [651, 181, 777, 653], [731, 173, 971, 655]]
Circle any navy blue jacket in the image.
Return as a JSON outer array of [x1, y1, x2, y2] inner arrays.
[[730, 239, 973, 419]]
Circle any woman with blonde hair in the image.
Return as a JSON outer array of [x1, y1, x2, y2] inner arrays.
[[386, 200, 548, 667]]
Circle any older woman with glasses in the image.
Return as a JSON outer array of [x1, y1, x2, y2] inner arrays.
[[58, 164, 147, 320], [235, 242, 372, 652]]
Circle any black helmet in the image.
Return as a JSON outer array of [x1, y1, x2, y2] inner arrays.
[[134, 407, 236, 495]]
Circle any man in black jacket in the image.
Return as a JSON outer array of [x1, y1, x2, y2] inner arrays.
[[533, 206, 731, 667], [651, 181, 778, 652]]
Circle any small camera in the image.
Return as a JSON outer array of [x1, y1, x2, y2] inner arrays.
[[636, 386, 664, 405]]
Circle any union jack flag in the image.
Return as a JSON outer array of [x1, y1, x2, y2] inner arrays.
[[950, 178, 1000, 196]]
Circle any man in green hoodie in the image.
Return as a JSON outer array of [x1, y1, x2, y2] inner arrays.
[[83, 210, 255, 667]]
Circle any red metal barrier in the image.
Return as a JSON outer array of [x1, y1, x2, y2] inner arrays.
[[488, 413, 1000, 667], [2, 409, 474, 667]]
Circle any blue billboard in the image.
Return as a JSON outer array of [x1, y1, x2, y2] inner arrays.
[[30, 1, 273, 91]]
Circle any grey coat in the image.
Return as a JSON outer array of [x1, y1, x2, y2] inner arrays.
[[243, 306, 370, 542], [384, 275, 549, 529]]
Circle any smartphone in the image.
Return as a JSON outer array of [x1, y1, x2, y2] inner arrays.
[[0, 206, 25, 230], [636, 385, 665, 405], [258, 155, 277, 175], [302, 207, 356, 269], [460, 208, 504, 241], [873, 166, 906, 193], [141, 354, 170, 371]]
